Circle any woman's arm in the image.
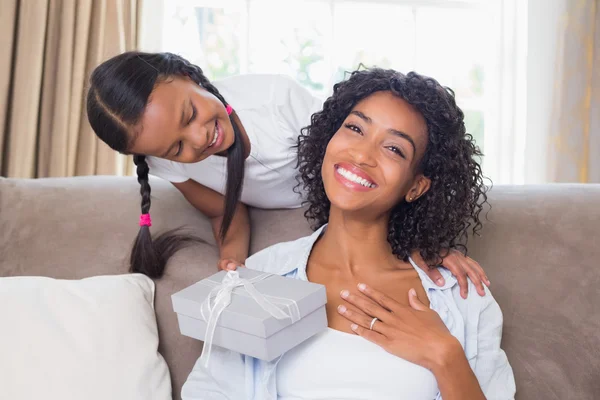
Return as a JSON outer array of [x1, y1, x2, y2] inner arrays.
[[430, 339, 486, 400], [435, 284, 515, 399], [173, 179, 250, 266], [460, 284, 516, 399]]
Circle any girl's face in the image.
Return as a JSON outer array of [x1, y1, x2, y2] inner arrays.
[[322, 91, 431, 216], [128, 76, 235, 162]]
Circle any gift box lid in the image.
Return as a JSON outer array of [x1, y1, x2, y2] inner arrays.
[[172, 268, 327, 338]]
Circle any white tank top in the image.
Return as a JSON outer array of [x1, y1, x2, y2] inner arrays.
[[276, 328, 439, 400]]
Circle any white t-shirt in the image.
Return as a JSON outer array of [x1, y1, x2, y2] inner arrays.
[[146, 74, 323, 209]]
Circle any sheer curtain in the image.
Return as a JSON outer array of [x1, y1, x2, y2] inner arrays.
[[526, 0, 599, 183]]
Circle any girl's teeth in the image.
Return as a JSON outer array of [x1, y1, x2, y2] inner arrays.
[[209, 123, 218, 146]]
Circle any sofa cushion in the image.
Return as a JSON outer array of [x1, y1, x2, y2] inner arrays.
[[0, 273, 171, 400]]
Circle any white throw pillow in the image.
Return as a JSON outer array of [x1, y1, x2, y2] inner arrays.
[[0, 274, 172, 400]]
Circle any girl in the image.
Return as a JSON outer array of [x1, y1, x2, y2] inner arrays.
[[86, 51, 489, 299], [181, 68, 515, 399]]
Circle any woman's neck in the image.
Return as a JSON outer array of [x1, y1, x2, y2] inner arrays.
[[315, 209, 404, 274]]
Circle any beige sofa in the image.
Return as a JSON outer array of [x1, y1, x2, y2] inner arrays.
[[1, 176, 599, 399]]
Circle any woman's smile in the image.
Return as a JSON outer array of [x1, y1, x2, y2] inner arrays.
[[334, 163, 378, 192]]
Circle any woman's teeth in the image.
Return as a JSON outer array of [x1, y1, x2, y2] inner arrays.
[[337, 167, 375, 188]]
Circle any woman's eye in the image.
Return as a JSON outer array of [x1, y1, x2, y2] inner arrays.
[[344, 123, 362, 134], [175, 141, 183, 157], [387, 146, 406, 159]]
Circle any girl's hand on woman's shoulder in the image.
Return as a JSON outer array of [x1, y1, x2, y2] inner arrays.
[[411, 249, 490, 299], [217, 258, 245, 271], [338, 283, 463, 372]]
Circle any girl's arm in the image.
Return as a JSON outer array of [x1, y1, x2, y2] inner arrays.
[[173, 179, 250, 266]]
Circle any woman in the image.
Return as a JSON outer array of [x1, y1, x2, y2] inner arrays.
[[181, 68, 515, 399], [87, 52, 489, 299]]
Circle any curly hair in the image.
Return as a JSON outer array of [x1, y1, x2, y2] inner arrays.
[[296, 68, 489, 267]]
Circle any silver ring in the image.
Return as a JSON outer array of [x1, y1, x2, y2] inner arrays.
[[369, 317, 378, 330]]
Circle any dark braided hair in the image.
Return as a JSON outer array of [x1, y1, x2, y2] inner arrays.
[[86, 52, 246, 278], [297, 68, 489, 267]]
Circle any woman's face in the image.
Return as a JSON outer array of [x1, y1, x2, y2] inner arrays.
[[322, 91, 431, 215], [128, 76, 235, 162]]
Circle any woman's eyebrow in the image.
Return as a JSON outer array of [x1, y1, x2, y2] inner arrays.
[[350, 110, 371, 123], [388, 129, 416, 156]]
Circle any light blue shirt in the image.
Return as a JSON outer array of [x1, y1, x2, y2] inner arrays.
[[181, 226, 516, 400]]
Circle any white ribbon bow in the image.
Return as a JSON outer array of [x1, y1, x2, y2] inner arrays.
[[199, 270, 301, 367]]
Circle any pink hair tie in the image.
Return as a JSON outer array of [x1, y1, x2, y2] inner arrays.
[[139, 213, 152, 227], [226, 105, 233, 115]]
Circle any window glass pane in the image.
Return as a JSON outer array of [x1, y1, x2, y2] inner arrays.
[[248, 0, 331, 94], [331, 2, 415, 84], [162, 1, 244, 80], [415, 7, 488, 100], [464, 109, 485, 149], [415, 7, 488, 151], [159, 0, 489, 151]]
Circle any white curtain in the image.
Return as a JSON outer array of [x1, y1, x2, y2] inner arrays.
[[525, 0, 599, 183]]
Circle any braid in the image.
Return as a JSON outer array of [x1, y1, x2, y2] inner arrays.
[[130, 155, 203, 278], [135, 155, 151, 214], [130, 155, 160, 277]]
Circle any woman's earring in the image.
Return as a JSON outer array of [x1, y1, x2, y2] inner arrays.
[[409, 197, 414, 202]]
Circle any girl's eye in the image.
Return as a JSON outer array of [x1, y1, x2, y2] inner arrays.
[[387, 146, 406, 159], [188, 104, 197, 125], [175, 141, 183, 157], [344, 123, 362, 134]]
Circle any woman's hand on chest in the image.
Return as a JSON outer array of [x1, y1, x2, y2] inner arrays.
[[336, 281, 460, 371]]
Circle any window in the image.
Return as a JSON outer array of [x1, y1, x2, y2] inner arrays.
[[142, 0, 525, 182]]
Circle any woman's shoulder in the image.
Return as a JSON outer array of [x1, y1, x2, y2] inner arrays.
[[439, 275, 503, 326], [414, 262, 504, 332], [451, 279, 502, 314], [409, 259, 502, 320]]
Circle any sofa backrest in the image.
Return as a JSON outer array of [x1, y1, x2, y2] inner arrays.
[[1, 177, 599, 399]]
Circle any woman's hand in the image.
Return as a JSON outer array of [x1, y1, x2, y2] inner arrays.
[[217, 258, 245, 271], [411, 249, 490, 299], [338, 283, 462, 372]]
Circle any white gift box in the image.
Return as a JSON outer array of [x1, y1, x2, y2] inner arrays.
[[172, 268, 327, 365]]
